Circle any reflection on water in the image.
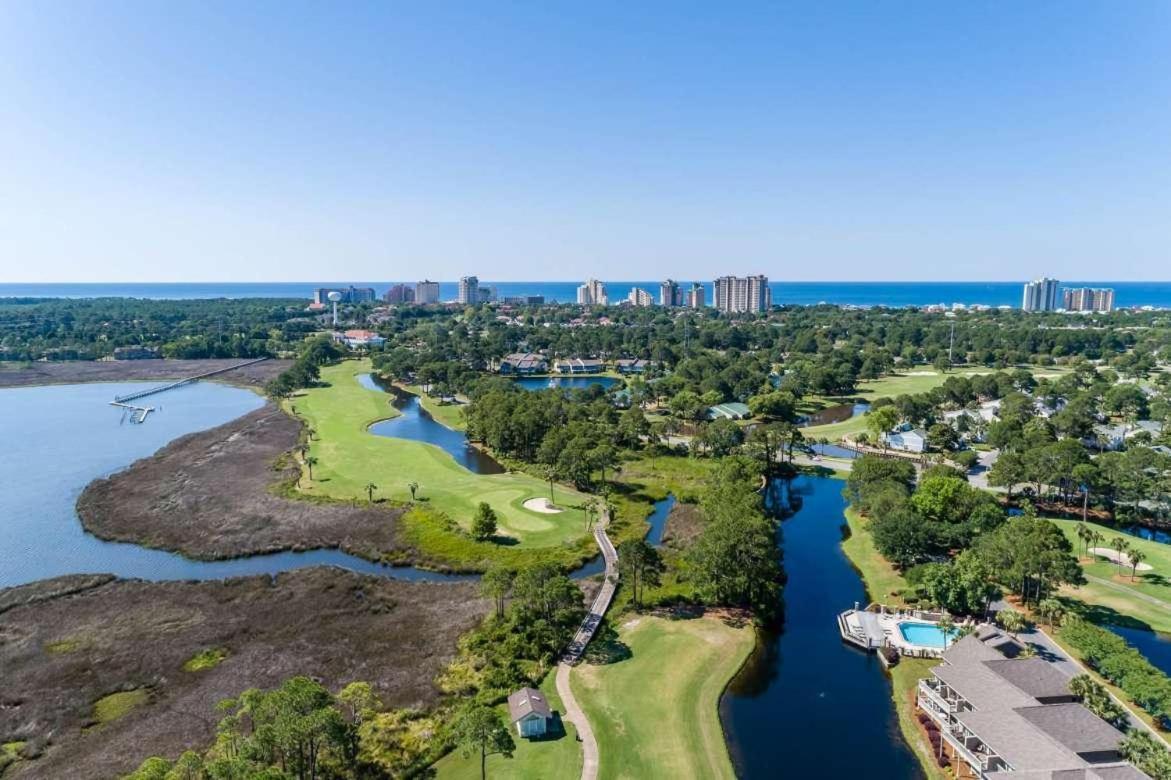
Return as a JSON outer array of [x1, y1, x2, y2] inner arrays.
[[360, 374, 505, 475], [720, 475, 923, 779], [800, 401, 870, 427], [511, 376, 621, 392]]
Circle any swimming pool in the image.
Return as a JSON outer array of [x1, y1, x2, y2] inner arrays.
[[898, 621, 957, 649]]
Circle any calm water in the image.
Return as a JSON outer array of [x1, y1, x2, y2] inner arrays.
[[801, 401, 870, 427], [360, 374, 505, 474], [5, 281, 1171, 308], [721, 475, 923, 779], [512, 376, 621, 391], [0, 381, 477, 588]]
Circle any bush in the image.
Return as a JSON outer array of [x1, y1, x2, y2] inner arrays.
[[1060, 617, 1171, 727]]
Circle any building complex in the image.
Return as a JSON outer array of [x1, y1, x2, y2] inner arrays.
[[660, 279, 683, 306], [628, 286, 654, 306], [918, 630, 1146, 778], [1021, 278, 1060, 312], [415, 280, 440, 304], [577, 279, 609, 306], [1064, 287, 1116, 313], [713, 275, 770, 313]]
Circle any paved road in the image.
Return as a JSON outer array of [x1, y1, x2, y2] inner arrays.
[[556, 662, 598, 780]]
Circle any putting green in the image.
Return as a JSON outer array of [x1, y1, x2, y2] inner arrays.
[[570, 614, 755, 780], [289, 360, 588, 548]]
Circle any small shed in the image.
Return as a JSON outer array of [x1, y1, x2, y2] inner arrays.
[[507, 687, 553, 738]]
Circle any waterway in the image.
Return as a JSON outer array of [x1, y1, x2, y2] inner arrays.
[[0, 375, 673, 589], [801, 401, 870, 427], [512, 376, 621, 392], [721, 475, 924, 778]]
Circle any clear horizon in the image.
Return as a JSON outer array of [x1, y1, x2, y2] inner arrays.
[[2, 3, 1169, 283]]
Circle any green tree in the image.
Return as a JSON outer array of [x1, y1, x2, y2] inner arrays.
[[1130, 547, 1148, 581], [452, 705, 515, 780], [997, 608, 1027, 638], [365, 482, 378, 503], [305, 455, 318, 481], [472, 502, 499, 541], [408, 481, 419, 500], [617, 539, 666, 609], [481, 564, 515, 619], [866, 406, 901, 449]]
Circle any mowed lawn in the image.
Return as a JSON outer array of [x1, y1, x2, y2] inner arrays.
[[803, 366, 1071, 440], [1052, 518, 1171, 634], [434, 672, 582, 780], [570, 614, 755, 780], [290, 360, 589, 547]]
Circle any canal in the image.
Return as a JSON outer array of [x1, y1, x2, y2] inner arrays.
[[721, 475, 924, 778]]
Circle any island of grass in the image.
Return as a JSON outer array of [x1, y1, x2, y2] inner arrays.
[[569, 613, 754, 780], [433, 671, 582, 780], [289, 360, 594, 568]]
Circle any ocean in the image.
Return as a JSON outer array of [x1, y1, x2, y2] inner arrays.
[[2, 281, 1171, 309]]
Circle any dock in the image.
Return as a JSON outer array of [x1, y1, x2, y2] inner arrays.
[[112, 357, 269, 404]]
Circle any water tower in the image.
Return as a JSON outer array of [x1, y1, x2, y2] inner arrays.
[[327, 290, 343, 326]]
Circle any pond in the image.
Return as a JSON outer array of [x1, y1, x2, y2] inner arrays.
[[0, 381, 480, 588], [800, 401, 870, 427], [359, 374, 505, 475], [720, 475, 923, 779], [809, 443, 860, 460], [511, 376, 621, 392]]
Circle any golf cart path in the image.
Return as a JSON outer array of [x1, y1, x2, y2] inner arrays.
[[1085, 574, 1171, 610]]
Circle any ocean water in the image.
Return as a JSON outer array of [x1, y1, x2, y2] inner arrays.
[[3, 281, 1171, 308]]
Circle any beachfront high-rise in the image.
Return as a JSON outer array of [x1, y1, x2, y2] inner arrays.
[[415, 280, 440, 304], [576, 279, 608, 306], [1063, 287, 1115, 312], [687, 283, 705, 308], [383, 284, 414, 304], [659, 279, 682, 307], [458, 276, 480, 305], [628, 287, 654, 307], [1022, 277, 1060, 312], [713, 275, 770, 313]]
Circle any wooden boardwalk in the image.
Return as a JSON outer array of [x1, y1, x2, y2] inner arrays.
[[112, 357, 269, 403], [562, 509, 619, 664]]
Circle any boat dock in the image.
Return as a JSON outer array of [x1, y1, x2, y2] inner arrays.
[[111, 357, 269, 404]]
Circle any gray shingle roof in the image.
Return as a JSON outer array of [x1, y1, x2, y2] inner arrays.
[[507, 687, 552, 723], [984, 659, 1073, 700], [1016, 703, 1126, 756]]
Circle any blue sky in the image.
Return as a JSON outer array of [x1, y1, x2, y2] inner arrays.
[[1, 2, 1168, 282]]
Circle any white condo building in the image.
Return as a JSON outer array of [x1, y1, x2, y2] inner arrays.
[[577, 279, 608, 306], [1022, 278, 1060, 312], [458, 276, 480, 305], [415, 280, 440, 304], [713, 275, 770, 313], [628, 287, 654, 307]]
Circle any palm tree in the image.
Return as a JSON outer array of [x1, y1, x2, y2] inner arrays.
[[1129, 548, 1147, 581], [1037, 598, 1065, 629], [1111, 536, 1129, 574], [583, 498, 598, 531], [307, 427, 317, 441], [1076, 523, 1092, 560], [937, 615, 955, 650], [408, 481, 419, 500], [997, 608, 1027, 639], [365, 482, 378, 503], [305, 456, 318, 481]]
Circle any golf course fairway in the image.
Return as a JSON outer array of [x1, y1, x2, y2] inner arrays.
[[570, 613, 755, 780], [289, 360, 589, 548]]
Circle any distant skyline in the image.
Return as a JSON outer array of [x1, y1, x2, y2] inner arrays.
[[1, 2, 1169, 282]]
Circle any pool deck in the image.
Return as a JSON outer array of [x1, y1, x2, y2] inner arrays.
[[838, 603, 983, 659]]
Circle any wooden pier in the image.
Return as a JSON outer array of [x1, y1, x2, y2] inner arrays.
[[112, 357, 269, 404]]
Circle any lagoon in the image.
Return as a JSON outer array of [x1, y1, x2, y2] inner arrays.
[[511, 376, 621, 392]]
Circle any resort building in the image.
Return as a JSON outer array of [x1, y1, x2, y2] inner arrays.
[[1063, 287, 1116, 313], [314, 286, 376, 305], [627, 287, 654, 307], [615, 358, 654, 374], [917, 631, 1145, 778], [1022, 278, 1060, 312], [497, 352, 548, 374], [554, 358, 604, 374], [383, 284, 414, 304], [660, 279, 682, 307], [687, 282, 706, 309], [507, 687, 552, 739], [577, 279, 608, 306], [713, 275, 770, 313], [458, 276, 480, 305], [706, 402, 751, 420], [500, 295, 545, 305], [333, 329, 386, 348], [415, 280, 440, 304]]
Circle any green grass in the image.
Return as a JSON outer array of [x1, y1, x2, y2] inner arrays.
[[616, 455, 716, 505], [889, 659, 950, 780], [1051, 518, 1171, 634], [45, 638, 83, 654], [570, 614, 755, 780], [183, 647, 228, 672], [92, 689, 150, 725], [400, 382, 469, 431], [290, 361, 590, 554], [434, 672, 582, 780], [842, 507, 911, 605], [803, 366, 1072, 440]]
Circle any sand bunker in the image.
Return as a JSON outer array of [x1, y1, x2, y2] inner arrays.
[[523, 497, 564, 514], [1090, 546, 1154, 571]]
